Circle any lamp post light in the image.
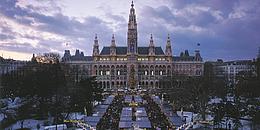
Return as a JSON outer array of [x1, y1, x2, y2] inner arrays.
[[228, 121, 231, 130], [74, 104, 78, 119]]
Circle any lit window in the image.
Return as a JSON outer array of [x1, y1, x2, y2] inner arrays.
[[117, 70, 120, 75]]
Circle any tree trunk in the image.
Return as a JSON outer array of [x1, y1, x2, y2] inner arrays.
[[21, 120, 24, 129]]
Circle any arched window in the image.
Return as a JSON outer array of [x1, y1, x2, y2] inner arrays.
[[130, 44, 134, 53]]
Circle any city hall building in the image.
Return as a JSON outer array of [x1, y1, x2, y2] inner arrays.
[[61, 2, 204, 89]]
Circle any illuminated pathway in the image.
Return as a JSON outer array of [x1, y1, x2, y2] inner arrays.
[[81, 92, 185, 129]]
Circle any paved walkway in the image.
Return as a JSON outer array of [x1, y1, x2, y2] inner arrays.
[[82, 93, 184, 129]]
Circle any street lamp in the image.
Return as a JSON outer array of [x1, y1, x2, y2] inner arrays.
[[74, 104, 78, 119], [228, 121, 231, 130]]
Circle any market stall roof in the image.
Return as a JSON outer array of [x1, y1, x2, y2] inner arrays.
[[120, 116, 133, 121], [124, 95, 132, 103], [103, 95, 115, 105], [134, 95, 143, 103], [83, 116, 101, 122], [119, 121, 133, 128], [135, 121, 152, 128], [83, 116, 102, 127], [121, 107, 132, 117], [169, 114, 185, 127]]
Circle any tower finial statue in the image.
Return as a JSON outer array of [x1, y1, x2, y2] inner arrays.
[[131, 1, 134, 8], [167, 33, 171, 46], [111, 34, 116, 47], [110, 34, 116, 55], [149, 33, 154, 46], [165, 34, 172, 58], [93, 34, 99, 57], [149, 34, 155, 56], [95, 33, 97, 40]]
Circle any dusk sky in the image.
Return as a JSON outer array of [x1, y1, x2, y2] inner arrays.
[[0, 0, 259, 61]]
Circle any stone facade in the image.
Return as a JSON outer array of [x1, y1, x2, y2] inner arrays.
[[210, 59, 255, 85], [61, 1, 204, 90], [0, 57, 27, 76]]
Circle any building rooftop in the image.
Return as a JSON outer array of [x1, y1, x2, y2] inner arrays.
[[173, 56, 195, 61], [99, 46, 165, 55], [70, 56, 93, 61]]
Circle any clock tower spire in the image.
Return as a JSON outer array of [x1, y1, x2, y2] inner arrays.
[[127, 1, 138, 54]]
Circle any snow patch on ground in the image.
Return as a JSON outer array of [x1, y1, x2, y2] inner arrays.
[[4, 119, 45, 130], [66, 112, 85, 120], [208, 98, 222, 104], [0, 113, 4, 122]]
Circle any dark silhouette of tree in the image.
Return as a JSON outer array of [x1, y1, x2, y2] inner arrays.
[[69, 77, 102, 115], [160, 62, 227, 121], [17, 103, 32, 129], [211, 102, 225, 128], [256, 58, 260, 80], [1, 61, 68, 120], [235, 65, 260, 128]]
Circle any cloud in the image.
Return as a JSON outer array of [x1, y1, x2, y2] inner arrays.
[[0, 0, 115, 59], [137, 0, 260, 60], [0, 0, 259, 60], [0, 42, 47, 53]]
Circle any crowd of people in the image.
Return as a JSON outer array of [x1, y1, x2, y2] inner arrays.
[[96, 95, 124, 129], [142, 95, 173, 129], [96, 94, 174, 129]]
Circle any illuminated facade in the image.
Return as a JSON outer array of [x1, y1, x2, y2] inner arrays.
[[61, 1, 204, 89]]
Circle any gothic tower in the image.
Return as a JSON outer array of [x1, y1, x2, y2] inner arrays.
[[127, 1, 138, 54], [127, 1, 138, 89], [165, 34, 173, 61], [93, 34, 99, 61], [149, 34, 155, 56], [110, 34, 116, 56]]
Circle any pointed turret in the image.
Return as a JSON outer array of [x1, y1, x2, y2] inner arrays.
[[111, 34, 116, 47], [149, 34, 155, 56], [165, 34, 172, 57], [149, 34, 154, 47], [93, 34, 99, 56], [61, 50, 71, 62], [195, 50, 202, 61], [31, 53, 37, 63], [110, 34, 116, 55]]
